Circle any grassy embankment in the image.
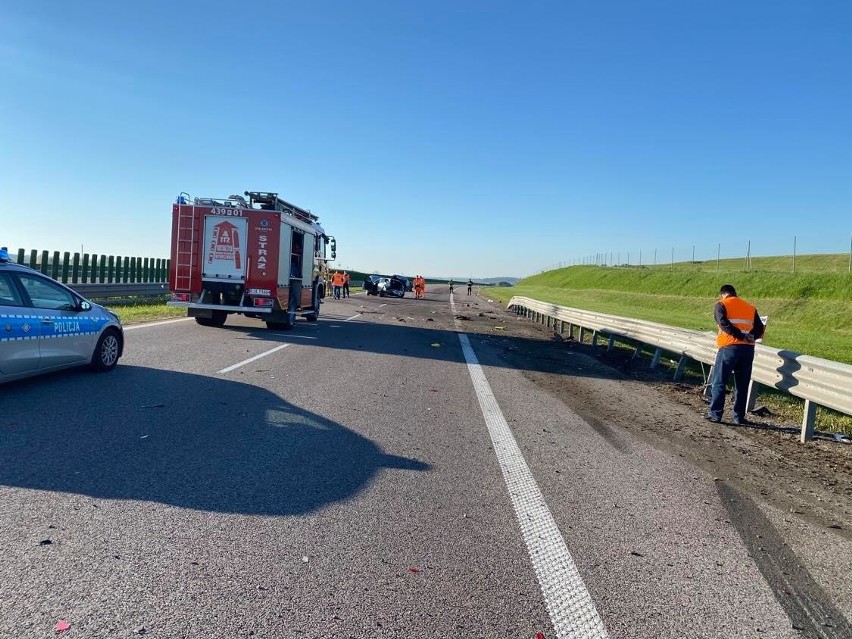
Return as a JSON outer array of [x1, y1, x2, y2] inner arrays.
[[487, 254, 851, 435]]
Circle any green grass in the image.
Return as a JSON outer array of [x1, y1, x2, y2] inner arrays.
[[110, 301, 188, 325]]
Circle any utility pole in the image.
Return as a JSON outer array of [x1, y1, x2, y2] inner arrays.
[[717, 243, 720, 273]]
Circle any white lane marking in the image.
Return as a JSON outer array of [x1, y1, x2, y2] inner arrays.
[[266, 334, 317, 339], [218, 344, 290, 374], [451, 294, 610, 639], [124, 318, 193, 331], [379, 303, 387, 308], [344, 314, 362, 322]]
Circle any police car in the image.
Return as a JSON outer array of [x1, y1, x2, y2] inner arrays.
[[0, 247, 124, 384]]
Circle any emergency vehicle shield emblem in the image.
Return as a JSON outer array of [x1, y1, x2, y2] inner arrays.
[[208, 221, 243, 269]]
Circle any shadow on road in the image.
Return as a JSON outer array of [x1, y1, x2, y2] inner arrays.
[[0, 366, 428, 515]]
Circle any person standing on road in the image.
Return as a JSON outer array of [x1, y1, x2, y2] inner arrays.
[[343, 271, 350, 298], [331, 271, 345, 300], [706, 284, 765, 425], [467, 279, 473, 295], [414, 275, 425, 299], [448, 279, 454, 295]]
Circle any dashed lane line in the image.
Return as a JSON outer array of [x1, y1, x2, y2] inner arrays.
[[218, 344, 291, 374]]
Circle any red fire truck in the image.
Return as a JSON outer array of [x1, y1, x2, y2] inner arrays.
[[168, 191, 336, 330]]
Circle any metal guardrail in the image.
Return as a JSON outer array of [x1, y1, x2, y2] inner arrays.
[[72, 282, 169, 300], [508, 296, 852, 443]]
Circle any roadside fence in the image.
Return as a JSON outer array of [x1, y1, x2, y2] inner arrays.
[[10, 248, 169, 285], [508, 296, 852, 443]]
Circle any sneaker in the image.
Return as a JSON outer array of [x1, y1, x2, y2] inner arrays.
[[732, 418, 751, 426], [705, 415, 721, 423]]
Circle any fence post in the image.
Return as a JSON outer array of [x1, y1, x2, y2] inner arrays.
[[143, 257, 150, 281], [800, 400, 816, 443], [61, 252, 70, 283], [16, 249, 24, 264], [40, 251, 49, 274], [99, 254, 107, 283], [123, 257, 130, 283], [29, 250, 38, 269], [72, 253, 80, 284], [82, 254, 90, 283]]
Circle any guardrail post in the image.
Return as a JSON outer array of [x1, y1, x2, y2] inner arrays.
[[579, 327, 587, 343], [559, 320, 565, 334], [607, 335, 616, 351], [801, 400, 816, 443], [746, 380, 760, 412], [650, 348, 662, 369], [673, 355, 687, 381], [591, 330, 599, 346], [568, 323, 574, 340]]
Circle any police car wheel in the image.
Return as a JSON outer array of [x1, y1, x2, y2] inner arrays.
[[90, 329, 121, 372]]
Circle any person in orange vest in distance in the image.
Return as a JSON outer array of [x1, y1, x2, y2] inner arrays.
[[343, 271, 350, 298], [331, 271, 345, 300], [706, 284, 765, 425], [414, 275, 425, 299]]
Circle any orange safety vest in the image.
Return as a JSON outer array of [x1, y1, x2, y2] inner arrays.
[[716, 296, 757, 348], [332, 272, 345, 286]]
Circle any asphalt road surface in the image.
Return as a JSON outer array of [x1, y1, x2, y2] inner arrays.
[[1, 286, 849, 638]]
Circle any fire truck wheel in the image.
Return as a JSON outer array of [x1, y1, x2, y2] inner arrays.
[[196, 310, 227, 327], [90, 329, 122, 372]]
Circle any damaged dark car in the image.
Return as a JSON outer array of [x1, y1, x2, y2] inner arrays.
[[364, 274, 406, 298]]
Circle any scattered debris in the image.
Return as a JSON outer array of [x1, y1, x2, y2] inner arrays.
[[39, 539, 52, 546], [426, 318, 434, 322], [302, 556, 309, 563], [408, 567, 420, 573], [431, 343, 441, 347], [630, 551, 645, 557], [55, 620, 71, 632], [454, 314, 470, 320], [833, 433, 850, 444], [493, 326, 505, 331], [140, 435, 148, 439], [140, 403, 165, 409]]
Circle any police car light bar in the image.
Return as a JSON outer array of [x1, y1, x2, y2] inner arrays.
[[0, 247, 10, 262]]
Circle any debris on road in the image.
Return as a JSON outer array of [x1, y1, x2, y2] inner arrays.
[[55, 620, 71, 632], [408, 567, 419, 573], [431, 343, 441, 347], [39, 539, 52, 546]]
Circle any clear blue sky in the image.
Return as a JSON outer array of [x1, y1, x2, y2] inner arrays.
[[2, 1, 850, 279]]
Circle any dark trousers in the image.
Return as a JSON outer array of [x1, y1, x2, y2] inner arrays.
[[333, 285, 341, 300], [343, 284, 349, 298], [708, 344, 755, 421]]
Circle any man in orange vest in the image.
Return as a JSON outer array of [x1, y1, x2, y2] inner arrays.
[[706, 284, 765, 425], [331, 271, 345, 300]]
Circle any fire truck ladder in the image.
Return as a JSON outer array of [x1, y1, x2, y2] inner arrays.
[[174, 204, 198, 291]]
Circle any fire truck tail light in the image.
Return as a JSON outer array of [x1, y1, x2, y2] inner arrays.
[[172, 293, 190, 302], [253, 297, 274, 307]]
